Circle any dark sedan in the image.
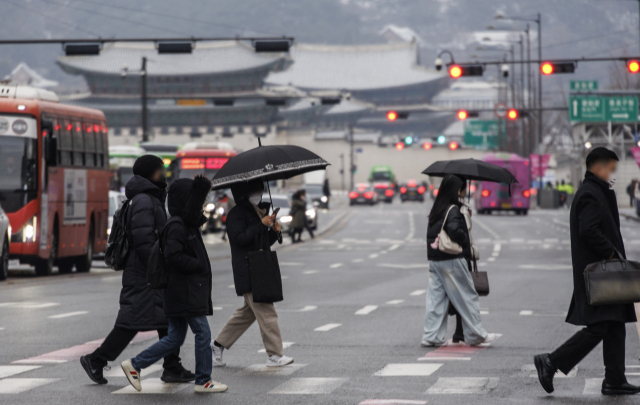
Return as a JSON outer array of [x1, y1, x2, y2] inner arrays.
[[399, 180, 426, 202], [349, 184, 378, 206]]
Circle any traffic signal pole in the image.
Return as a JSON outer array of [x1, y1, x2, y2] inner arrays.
[[141, 57, 148, 143], [349, 125, 354, 191], [537, 13, 543, 204]]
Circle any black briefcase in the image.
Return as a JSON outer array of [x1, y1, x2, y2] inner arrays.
[[584, 249, 640, 306], [470, 258, 489, 297], [247, 249, 283, 303]]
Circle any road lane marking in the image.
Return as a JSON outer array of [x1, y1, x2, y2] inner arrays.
[[389, 244, 400, 251], [419, 357, 471, 361], [237, 363, 306, 375], [303, 270, 318, 274], [378, 263, 428, 269], [314, 323, 341, 332], [0, 378, 58, 394], [521, 364, 577, 378], [269, 377, 348, 394], [487, 257, 496, 262], [359, 401, 427, 405], [228, 284, 235, 288], [368, 254, 379, 259], [330, 263, 343, 268], [352, 258, 364, 263], [518, 264, 572, 270], [0, 302, 59, 309], [493, 244, 501, 252], [386, 300, 404, 305], [473, 218, 500, 239], [426, 377, 499, 394], [519, 310, 534, 316], [279, 262, 303, 266], [405, 211, 415, 241], [298, 306, 317, 312], [410, 290, 427, 296], [48, 311, 88, 319], [0, 366, 41, 379], [355, 305, 378, 315], [258, 342, 295, 353], [112, 378, 191, 394], [374, 363, 443, 376]]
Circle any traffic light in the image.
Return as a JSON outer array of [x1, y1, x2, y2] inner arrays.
[[507, 109, 529, 120], [541, 61, 575, 75], [437, 135, 446, 145], [387, 111, 409, 121], [395, 142, 405, 150], [422, 141, 433, 150], [456, 110, 480, 120], [448, 64, 483, 79], [404, 136, 414, 146], [628, 60, 640, 74], [448, 141, 459, 150]]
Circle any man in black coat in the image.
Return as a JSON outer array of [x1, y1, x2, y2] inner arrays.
[[534, 147, 640, 396], [211, 179, 295, 368], [81, 155, 193, 385], [121, 176, 227, 394]]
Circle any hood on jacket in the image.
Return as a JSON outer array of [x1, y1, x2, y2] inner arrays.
[[125, 175, 165, 201], [168, 175, 212, 226]]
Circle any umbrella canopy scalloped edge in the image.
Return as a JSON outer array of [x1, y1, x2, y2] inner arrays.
[[211, 158, 329, 189]]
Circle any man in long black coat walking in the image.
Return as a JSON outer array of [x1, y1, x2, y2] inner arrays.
[[81, 155, 194, 385], [534, 147, 640, 396]]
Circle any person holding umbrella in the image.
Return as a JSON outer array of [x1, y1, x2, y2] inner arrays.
[[423, 175, 497, 347], [208, 141, 329, 367]]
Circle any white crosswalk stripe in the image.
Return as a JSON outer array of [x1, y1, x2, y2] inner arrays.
[[111, 378, 191, 394], [426, 377, 499, 394], [374, 364, 442, 377], [236, 363, 306, 376], [355, 305, 378, 315], [0, 366, 41, 379], [0, 378, 58, 394], [269, 378, 348, 394]]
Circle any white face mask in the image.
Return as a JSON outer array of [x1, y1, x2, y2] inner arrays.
[[608, 175, 616, 189], [248, 192, 262, 205]]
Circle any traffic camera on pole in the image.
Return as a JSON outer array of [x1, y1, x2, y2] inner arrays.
[[541, 61, 575, 75], [628, 60, 640, 74]]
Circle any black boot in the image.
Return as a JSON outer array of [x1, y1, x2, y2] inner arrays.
[[80, 354, 108, 385], [452, 314, 464, 343], [161, 365, 196, 383], [602, 380, 640, 395], [533, 354, 557, 394]]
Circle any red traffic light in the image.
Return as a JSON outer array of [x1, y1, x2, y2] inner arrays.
[[507, 108, 519, 120], [541, 62, 554, 75], [449, 64, 463, 78], [422, 141, 433, 150], [457, 110, 468, 120], [387, 111, 398, 121], [448, 141, 459, 150], [629, 60, 640, 74], [395, 142, 405, 150]]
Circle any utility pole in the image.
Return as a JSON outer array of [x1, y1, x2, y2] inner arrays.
[[339, 153, 345, 191], [537, 13, 543, 203], [141, 57, 148, 143], [349, 125, 355, 190]]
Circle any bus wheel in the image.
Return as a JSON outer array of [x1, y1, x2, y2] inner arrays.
[[0, 236, 8, 281], [75, 222, 94, 273], [35, 231, 57, 276]]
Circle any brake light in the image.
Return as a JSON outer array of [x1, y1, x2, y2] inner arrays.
[[374, 183, 389, 189], [490, 201, 496, 207], [470, 185, 476, 193], [364, 191, 374, 199], [429, 184, 434, 190], [349, 191, 358, 199], [433, 189, 439, 196], [384, 189, 394, 197], [481, 189, 490, 198], [407, 180, 417, 187], [400, 187, 407, 194], [417, 186, 426, 194], [523, 190, 531, 198]]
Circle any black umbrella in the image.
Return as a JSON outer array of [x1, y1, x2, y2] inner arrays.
[[422, 158, 518, 185]]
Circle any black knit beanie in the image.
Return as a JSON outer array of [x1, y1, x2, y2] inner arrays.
[[133, 154, 165, 180]]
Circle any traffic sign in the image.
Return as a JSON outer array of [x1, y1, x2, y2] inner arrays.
[[570, 80, 598, 91], [464, 120, 502, 149], [569, 95, 638, 122], [494, 103, 507, 118]]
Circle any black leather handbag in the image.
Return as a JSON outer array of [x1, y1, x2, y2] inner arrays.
[[247, 229, 283, 303], [584, 248, 640, 306], [470, 258, 489, 297]]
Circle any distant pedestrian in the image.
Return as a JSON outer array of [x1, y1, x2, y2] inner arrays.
[[627, 179, 637, 208], [81, 155, 194, 385], [534, 147, 640, 396], [211, 179, 294, 368], [423, 174, 497, 347], [289, 190, 307, 243], [121, 175, 227, 393], [322, 178, 331, 208]]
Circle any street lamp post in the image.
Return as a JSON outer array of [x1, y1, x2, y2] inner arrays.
[[141, 57, 148, 143]]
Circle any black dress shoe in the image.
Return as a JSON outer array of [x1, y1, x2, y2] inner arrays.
[[161, 368, 196, 383], [533, 354, 556, 394], [602, 381, 640, 395], [80, 355, 108, 385]]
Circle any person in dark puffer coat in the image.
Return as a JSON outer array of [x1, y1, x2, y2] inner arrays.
[[121, 175, 228, 394], [81, 155, 194, 385]]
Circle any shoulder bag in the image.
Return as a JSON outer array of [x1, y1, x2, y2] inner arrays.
[[438, 205, 463, 255], [584, 248, 640, 305]]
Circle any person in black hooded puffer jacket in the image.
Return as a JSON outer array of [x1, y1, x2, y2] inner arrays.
[[81, 155, 193, 385], [121, 175, 228, 394]]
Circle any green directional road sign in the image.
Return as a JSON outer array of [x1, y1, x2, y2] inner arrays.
[[570, 80, 598, 91], [464, 120, 502, 149], [569, 95, 638, 122]]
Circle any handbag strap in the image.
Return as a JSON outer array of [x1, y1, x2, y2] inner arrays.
[[440, 205, 456, 233]]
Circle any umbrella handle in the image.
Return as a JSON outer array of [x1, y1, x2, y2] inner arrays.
[[265, 175, 283, 245]]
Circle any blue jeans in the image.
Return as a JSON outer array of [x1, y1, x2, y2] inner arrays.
[[132, 316, 212, 385]]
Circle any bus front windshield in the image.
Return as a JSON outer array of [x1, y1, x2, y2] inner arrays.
[[0, 136, 38, 212]]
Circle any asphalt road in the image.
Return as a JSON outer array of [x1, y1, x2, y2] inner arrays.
[[1, 198, 640, 404]]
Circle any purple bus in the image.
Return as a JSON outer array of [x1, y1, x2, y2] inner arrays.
[[475, 153, 531, 215]]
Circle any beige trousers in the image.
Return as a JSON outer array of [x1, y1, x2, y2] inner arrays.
[[215, 293, 283, 357]]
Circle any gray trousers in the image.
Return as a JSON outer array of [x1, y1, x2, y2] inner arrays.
[[423, 258, 487, 346]]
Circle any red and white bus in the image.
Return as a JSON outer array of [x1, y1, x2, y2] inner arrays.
[[168, 142, 236, 181], [0, 86, 110, 276]]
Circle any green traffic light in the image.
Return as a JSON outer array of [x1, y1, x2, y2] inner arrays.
[[437, 135, 446, 144], [404, 136, 414, 145]]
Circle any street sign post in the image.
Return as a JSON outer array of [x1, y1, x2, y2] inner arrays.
[[569, 95, 638, 122], [570, 80, 598, 91], [463, 120, 502, 149]]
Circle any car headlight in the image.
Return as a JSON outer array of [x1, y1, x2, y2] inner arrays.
[[106, 228, 111, 236], [205, 203, 215, 213], [280, 215, 292, 224], [320, 196, 328, 203], [22, 216, 36, 242], [216, 207, 225, 215], [305, 209, 316, 219]]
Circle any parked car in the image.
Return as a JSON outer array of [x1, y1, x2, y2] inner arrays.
[[0, 205, 9, 281], [399, 179, 426, 202], [349, 183, 378, 206]]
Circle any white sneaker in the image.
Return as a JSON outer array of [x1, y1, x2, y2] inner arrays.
[[194, 380, 228, 393], [471, 333, 499, 346], [266, 354, 294, 367], [211, 343, 226, 367], [121, 359, 141, 392], [421, 339, 447, 347]]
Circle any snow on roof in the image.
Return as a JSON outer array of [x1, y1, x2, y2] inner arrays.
[[267, 42, 445, 91], [4, 62, 58, 88], [379, 24, 424, 45]]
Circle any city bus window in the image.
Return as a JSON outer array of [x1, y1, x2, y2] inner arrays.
[[95, 123, 104, 168], [59, 120, 73, 166], [72, 122, 84, 166], [101, 129, 109, 169], [83, 123, 95, 167]]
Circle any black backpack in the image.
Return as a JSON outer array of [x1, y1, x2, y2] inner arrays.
[[104, 199, 132, 270], [147, 216, 183, 290]]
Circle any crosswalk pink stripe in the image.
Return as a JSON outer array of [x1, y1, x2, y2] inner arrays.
[[359, 400, 427, 405]]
